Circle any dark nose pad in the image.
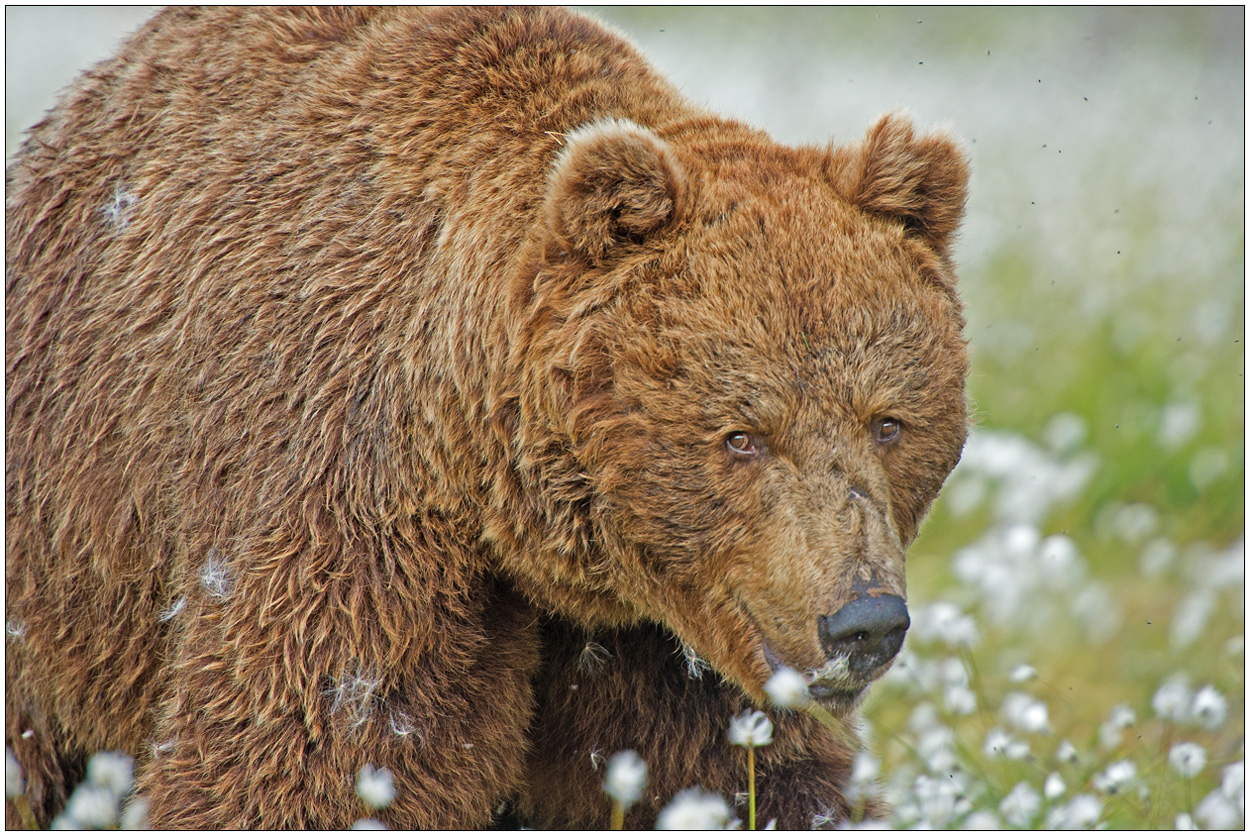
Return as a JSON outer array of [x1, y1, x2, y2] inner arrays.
[[817, 594, 910, 678]]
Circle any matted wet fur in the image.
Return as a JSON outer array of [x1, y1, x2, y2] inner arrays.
[[6, 7, 969, 828]]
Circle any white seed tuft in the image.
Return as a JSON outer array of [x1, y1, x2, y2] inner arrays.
[[101, 184, 139, 230], [120, 796, 150, 830], [1002, 692, 1050, 734], [327, 669, 381, 729], [198, 549, 231, 600], [351, 817, 388, 830], [56, 784, 120, 829], [159, 597, 186, 622], [680, 642, 711, 680], [356, 764, 396, 811], [86, 751, 135, 798], [998, 782, 1041, 828], [6, 747, 24, 798], [763, 667, 810, 709], [1152, 678, 1192, 720], [1168, 742, 1208, 778], [727, 710, 773, 748], [1044, 794, 1102, 829], [1092, 759, 1137, 794], [656, 787, 733, 830], [1009, 663, 1037, 682], [1190, 684, 1228, 729], [577, 641, 611, 673], [603, 750, 647, 808]]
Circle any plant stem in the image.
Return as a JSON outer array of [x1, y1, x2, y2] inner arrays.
[[14, 793, 37, 830], [610, 799, 624, 830], [748, 745, 757, 830]]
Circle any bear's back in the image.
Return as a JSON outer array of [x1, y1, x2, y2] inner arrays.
[[4, 5, 695, 766]]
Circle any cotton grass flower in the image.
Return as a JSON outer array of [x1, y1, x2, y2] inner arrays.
[[764, 667, 809, 708], [1002, 692, 1050, 734], [1044, 794, 1102, 829], [1152, 677, 1192, 720], [1098, 703, 1135, 749], [351, 817, 388, 829], [845, 751, 880, 808], [998, 781, 1041, 827], [983, 727, 1029, 760], [604, 750, 647, 806], [728, 710, 772, 829], [1175, 811, 1198, 829], [1009, 663, 1037, 682], [962, 810, 1000, 829], [1168, 742, 1207, 778], [1093, 760, 1136, 794], [5, 748, 36, 830], [656, 787, 733, 830], [904, 773, 972, 828], [86, 750, 134, 798], [944, 683, 977, 715], [1044, 772, 1066, 799], [604, 750, 647, 829], [48, 750, 137, 830], [1055, 739, 1080, 764], [54, 784, 120, 829], [1195, 789, 1242, 829], [727, 710, 773, 747], [910, 601, 979, 646], [356, 764, 395, 811], [1220, 760, 1244, 808], [120, 796, 150, 830], [5, 748, 22, 798], [1190, 684, 1228, 729]]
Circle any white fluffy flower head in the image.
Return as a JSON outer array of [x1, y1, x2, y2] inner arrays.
[[1002, 692, 1050, 734], [86, 750, 135, 798], [1169, 742, 1208, 778], [1191, 685, 1228, 729], [656, 787, 733, 830], [356, 764, 396, 811], [727, 710, 773, 747], [603, 750, 647, 808], [1093, 760, 1137, 794], [764, 667, 810, 708], [999, 781, 1041, 828], [6, 747, 23, 799]]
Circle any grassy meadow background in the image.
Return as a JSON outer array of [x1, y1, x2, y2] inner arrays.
[[7, 7, 1244, 830]]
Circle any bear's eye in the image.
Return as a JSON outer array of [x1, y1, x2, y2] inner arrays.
[[872, 417, 903, 446], [725, 431, 758, 457]]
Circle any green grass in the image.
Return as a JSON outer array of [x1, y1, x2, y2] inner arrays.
[[855, 184, 1244, 831]]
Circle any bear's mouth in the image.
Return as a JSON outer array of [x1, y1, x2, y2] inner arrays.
[[760, 640, 871, 716]]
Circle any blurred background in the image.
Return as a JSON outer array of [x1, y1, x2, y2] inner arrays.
[[6, 7, 1244, 829]]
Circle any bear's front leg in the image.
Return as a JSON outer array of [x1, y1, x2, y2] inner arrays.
[[518, 618, 864, 829], [139, 569, 539, 829]]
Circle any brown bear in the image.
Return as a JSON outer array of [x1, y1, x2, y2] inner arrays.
[[5, 6, 969, 829]]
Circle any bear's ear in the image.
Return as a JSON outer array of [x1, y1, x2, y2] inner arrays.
[[545, 119, 686, 264], [830, 112, 969, 255]]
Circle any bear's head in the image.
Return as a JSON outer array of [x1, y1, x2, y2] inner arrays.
[[504, 113, 969, 715]]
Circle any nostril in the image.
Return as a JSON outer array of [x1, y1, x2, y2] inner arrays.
[[817, 594, 909, 677]]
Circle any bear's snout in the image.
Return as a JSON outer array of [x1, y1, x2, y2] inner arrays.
[[816, 593, 909, 680]]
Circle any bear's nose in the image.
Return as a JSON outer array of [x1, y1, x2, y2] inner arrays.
[[817, 594, 909, 678]]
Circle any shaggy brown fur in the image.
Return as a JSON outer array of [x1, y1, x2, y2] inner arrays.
[[6, 6, 970, 829]]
